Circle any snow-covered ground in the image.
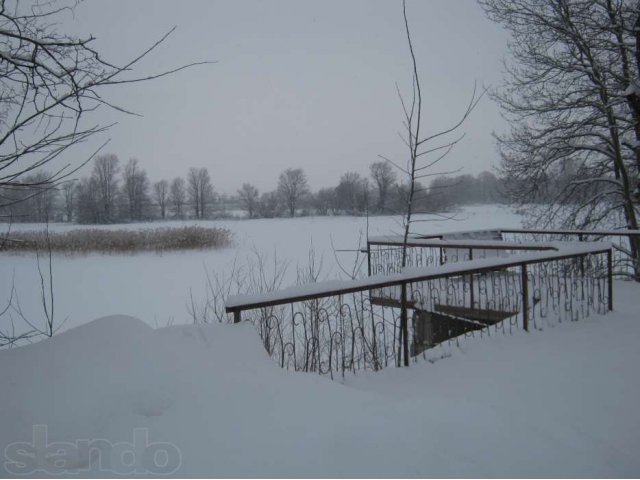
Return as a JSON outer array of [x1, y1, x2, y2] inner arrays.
[[1, 281, 638, 477], [0, 205, 522, 331], [1, 205, 639, 477]]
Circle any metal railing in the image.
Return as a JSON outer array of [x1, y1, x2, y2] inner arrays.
[[226, 242, 612, 378], [366, 228, 640, 279], [365, 236, 559, 277], [499, 228, 640, 279]]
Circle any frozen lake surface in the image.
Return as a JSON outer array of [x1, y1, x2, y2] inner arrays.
[[0, 205, 523, 332]]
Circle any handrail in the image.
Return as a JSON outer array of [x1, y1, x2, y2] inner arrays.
[[226, 242, 611, 316], [227, 238, 613, 375], [407, 227, 640, 239], [498, 228, 640, 237], [366, 236, 560, 251]]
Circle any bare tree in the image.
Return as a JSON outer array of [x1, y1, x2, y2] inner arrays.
[[481, 0, 640, 279], [257, 191, 282, 218], [370, 161, 397, 213], [391, 2, 483, 260], [335, 172, 369, 214], [5, 171, 58, 222], [91, 154, 120, 223], [238, 183, 260, 218], [277, 168, 309, 217], [187, 167, 213, 219], [122, 158, 149, 221], [0, 1, 208, 347], [187, 168, 200, 219], [382, 1, 483, 366], [29, 172, 57, 222], [313, 187, 336, 216], [153, 179, 169, 220], [75, 177, 99, 224], [169, 177, 186, 219], [0, 0, 208, 211], [61, 181, 76, 222]]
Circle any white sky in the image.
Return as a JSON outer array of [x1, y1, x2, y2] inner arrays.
[[65, 0, 510, 194]]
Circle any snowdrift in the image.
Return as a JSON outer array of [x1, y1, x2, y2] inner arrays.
[[2, 289, 640, 477]]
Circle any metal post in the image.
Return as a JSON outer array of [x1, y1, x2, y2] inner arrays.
[[521, 264, 529, 332], [469, 248, 474, 309], [233, 310, 241, 324], [400, 282, 409, 367], [367, 241, 372, 276], [607, 249, 613, 311]]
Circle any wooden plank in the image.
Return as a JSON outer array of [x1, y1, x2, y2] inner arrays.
[[433, 304, 517, 325], [369, 295, 416, 309]]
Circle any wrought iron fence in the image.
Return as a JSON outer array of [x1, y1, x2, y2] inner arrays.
[[498, 228, 640, 279], [368, 229, 640, 279], [366, 236, 558, 276], [226, 243, 612, 379]]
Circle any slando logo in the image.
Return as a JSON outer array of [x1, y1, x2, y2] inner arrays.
[[4, 425, 182, 475]]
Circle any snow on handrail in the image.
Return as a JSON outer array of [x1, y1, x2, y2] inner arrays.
[[498, 228, 640, 236], [225, 242, 611, 313], [405, 227, 640, 239], [366, 236, 559, 250]]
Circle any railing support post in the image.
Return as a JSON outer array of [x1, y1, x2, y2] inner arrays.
[[469, 248, 474, 309], [367, 241, 372, 276], [400, 282, 409, 367], [233, 310, 241, 324], [607, 249, 613, 311], [521, 264, 529, 332]]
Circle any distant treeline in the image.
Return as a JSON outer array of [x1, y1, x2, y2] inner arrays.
[[0, 154, 509, 224]]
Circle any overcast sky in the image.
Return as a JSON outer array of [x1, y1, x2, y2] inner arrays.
[[67, 0, 510, 194]]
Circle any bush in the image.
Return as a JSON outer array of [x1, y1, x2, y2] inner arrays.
[[0, 226, 233, 255]]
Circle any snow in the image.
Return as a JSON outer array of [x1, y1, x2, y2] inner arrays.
[[410, 226, 640, 238], [0, 205, 524, 331], [1, 205, 638, 476], [368, 235, 558, 250], [1, 282, 639, 477], [501, 227, 640, 236]]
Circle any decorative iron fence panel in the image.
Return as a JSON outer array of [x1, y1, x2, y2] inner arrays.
[[227, 245, 611, 378]]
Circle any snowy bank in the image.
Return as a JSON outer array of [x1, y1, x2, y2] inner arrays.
[[2, 283, 640, 477]]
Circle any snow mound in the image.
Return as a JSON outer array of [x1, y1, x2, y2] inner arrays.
[[0, 316, 280, 476], [2, 299, 640, 477]]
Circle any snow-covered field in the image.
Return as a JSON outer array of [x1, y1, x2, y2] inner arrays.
[[0, 205, 523, 332], [2, 204, 639, 477]]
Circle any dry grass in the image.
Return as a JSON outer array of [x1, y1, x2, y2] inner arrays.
[[0, 225, 233, 255]]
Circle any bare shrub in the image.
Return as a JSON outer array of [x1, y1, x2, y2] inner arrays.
[[194, 244, 393, 377], [0, 226, 233, 255], [190, 249, 290, 325], [1, 226, 63, 348]]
